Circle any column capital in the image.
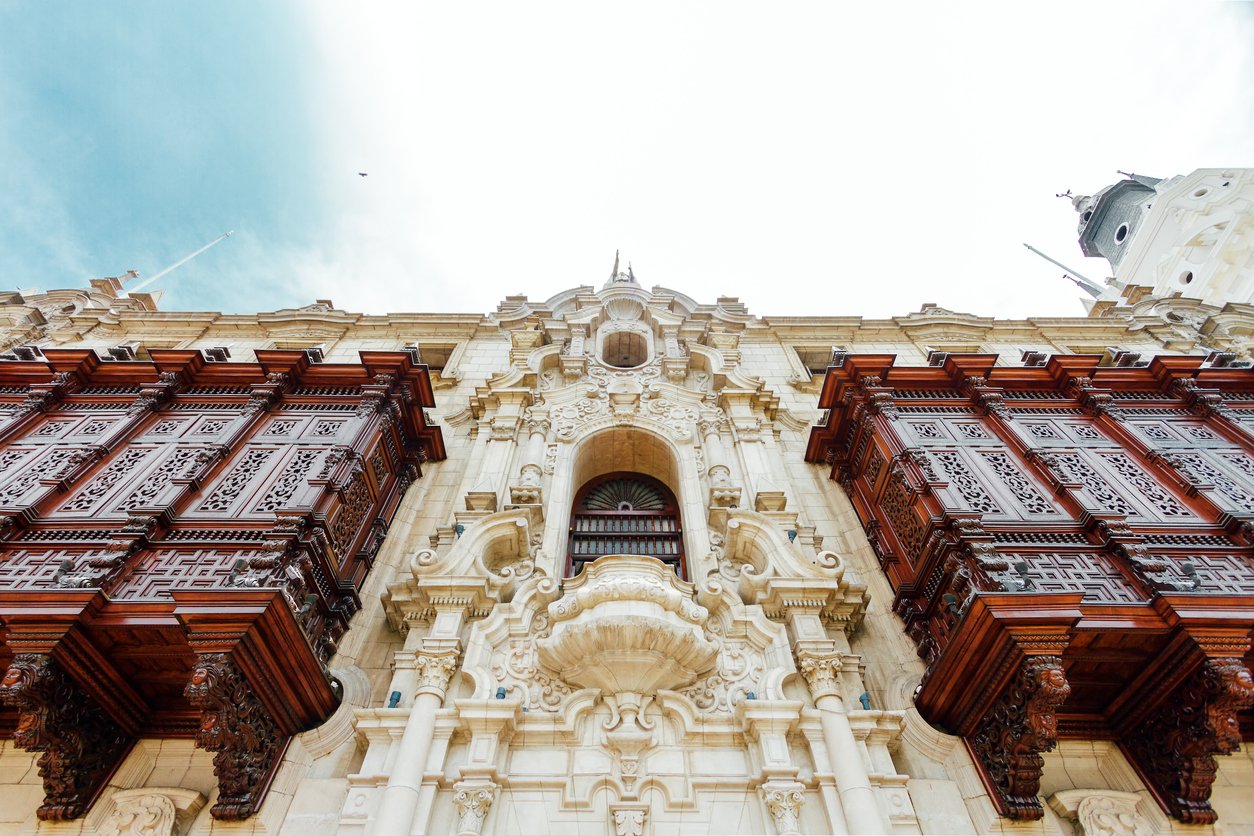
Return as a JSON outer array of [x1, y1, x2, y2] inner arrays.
[[453, 779, 498, 836], [414, 649, 460, 697], [796, 645, 845, 701], [761, 780, 805, 835]]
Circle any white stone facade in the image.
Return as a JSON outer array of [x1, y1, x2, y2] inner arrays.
[[2, 261, 1254, 835]]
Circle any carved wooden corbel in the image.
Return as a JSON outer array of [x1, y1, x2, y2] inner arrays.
[[1121, 658, 1254, 824], [0, 653, 132, 820], [967, 655, 1071, 820], [184, 653, 284, 820]]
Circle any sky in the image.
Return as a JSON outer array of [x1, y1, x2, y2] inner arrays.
[[1, 2, 1252, 320]]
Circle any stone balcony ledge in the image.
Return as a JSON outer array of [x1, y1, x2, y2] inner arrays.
[[536, 555, 718, 694]]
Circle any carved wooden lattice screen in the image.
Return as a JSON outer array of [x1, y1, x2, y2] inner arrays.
[[806, 352, 1254, 825], [0, 348, 443, 822], [567, 472, 684, 578]]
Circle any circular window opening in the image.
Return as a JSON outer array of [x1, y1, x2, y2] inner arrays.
[[1114, 223, 1129, 243], [1180, 271, 1194, 285], [603, 331, 648, 368], [1193, 188, 1209, 198], [1081, 210, 1093, 222]]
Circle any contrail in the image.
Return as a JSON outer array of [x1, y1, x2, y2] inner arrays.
[[128, 231, 234, 293]]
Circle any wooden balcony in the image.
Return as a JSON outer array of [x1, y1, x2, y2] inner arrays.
[[0, 349, 443, 821], [806, 352, 1254, 824]]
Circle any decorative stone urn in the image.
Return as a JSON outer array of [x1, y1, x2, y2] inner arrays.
[[536, 555, 717, 694]]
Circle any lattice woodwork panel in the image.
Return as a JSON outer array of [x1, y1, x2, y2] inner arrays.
[[1181, 555, 1254, 595], [0, 447, 89, 506], [0, 447, 38, 495], [881, 474, 926, 559], [254, 447, 327, 513], [116, 446, 208, 511], [60, 447, 156, 513], [1127, 418, 1219, 446], [0, 549, 99, 589], [863, 445, 886, 489], [930, 449, 1003, 514], [14, 411, 125, 443], [197, 447, 279, 514], [110, 548, 256, 599], [1008, 551, 1141, 603], [1168, 452, 1254, 512], [1095, 452, 1194, 520], [329, 472, 372, 560], [978, 451, 1059, 516], [1051, 451, 1139, 518]]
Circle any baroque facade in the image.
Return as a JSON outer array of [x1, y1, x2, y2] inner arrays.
[[0, 170, 1252, 834]]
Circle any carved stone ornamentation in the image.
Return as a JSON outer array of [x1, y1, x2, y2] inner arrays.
[[796, 650, 842, 700], [414, 652, 459, 695], [761, 782, 805, 835], [612, 804, 648, 836], [0, 653, 131, 821], [184, 653, 284, 820], [536, 555, 716, 695], [453, 780, 497, 836], [968, 656, 1071, 820], [1121, 658, 1254, 824], [99, 792, 176, 836]]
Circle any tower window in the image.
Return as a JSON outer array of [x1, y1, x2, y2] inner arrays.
[[567, 472, 684, 578], [1114, 223, 1129, 243], [602, 331, 648, 368]]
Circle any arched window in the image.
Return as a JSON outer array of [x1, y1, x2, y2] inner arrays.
[[567, 472, 684, 578]]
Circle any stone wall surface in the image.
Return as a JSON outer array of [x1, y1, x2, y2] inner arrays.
[[0, 263, 1252, 835]]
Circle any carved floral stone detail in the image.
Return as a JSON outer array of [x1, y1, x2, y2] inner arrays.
[[797, 649, 842, 700], [762, 782, 805, 835], [414, 652, 459, 695], [968, 656, 1070, 820], [99, 792, 176, 836], [1049, 789, 1154, 836], [453, 780, 497, 836], [1122, 658, 1254, 824], [1077, 794, 1152, 836], [611, 804, 648, 836], [184, 653, 283, 820], [0, 653, 131, 821]]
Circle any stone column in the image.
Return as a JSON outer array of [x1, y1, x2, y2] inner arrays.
[[739, 699, 807, 836], [796, 648, 886, 835], [450, 697, 520, 836], [371, 648, 458, 835], [509, 412, 549, 505], [699, 405, 741, 508]]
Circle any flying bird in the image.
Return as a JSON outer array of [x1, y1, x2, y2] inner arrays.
[[358, 172, 368, 177]]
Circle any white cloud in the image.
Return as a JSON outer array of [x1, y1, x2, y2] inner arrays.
[[292, 1, 1254, 318]]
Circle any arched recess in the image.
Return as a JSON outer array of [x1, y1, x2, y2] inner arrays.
[[542, 424, 707, 580], [568, 472, 684, 578]]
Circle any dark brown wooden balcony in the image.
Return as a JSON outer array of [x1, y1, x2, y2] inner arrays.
[[806, 352, 1254, 824], [0, 348, 443, 821]]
